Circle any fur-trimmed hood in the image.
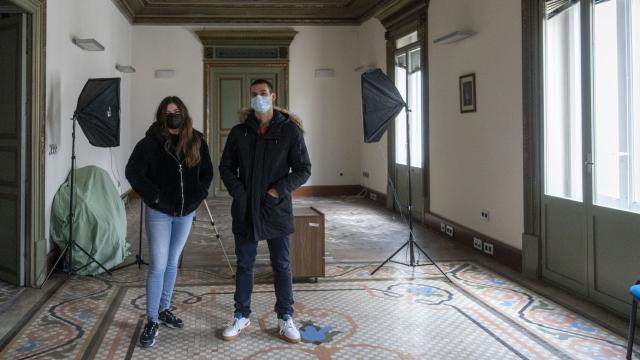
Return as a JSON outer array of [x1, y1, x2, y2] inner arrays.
[[238, 107, 304, 132]]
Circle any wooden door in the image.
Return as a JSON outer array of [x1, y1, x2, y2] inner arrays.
[[207, 64, 288, 196], [0, 14, 26, 285]]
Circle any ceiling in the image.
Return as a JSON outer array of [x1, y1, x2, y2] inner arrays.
[[111, 0, 399, 25]]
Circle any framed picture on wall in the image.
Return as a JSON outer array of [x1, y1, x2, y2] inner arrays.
[[459, 73, 476, 113]]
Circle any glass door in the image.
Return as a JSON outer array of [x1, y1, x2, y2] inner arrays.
[[588, 0, 640, 311], [541, 1, 588, 294], [542, 0, 640, 313]]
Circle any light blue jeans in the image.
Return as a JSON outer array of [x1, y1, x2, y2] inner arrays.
[[145, 205, 195, 322]]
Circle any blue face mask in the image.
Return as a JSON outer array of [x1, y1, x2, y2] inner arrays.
[[251, 95, 272, 113]]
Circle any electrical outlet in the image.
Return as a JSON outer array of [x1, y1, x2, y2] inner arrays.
[[445, 225, 454, 237], [362, 171, 370, 178], [440, 223, 446, 232], [481, 209, 490, 222], [48, 144, 58, 155], [369, 192, 377, 201], [483, 242, 494, 256], [473, 237, 483, 250]]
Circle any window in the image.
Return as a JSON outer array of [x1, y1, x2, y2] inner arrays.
[[396, 31, 418, 49], [544, 2, 583, 201], [593, 0, 640, 212], [394, 47, 423, 168], [633, 0, 640, 203]]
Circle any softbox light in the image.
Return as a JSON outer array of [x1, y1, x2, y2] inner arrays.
[[361, 69, 406, 143], [74, 78, 120, 147]]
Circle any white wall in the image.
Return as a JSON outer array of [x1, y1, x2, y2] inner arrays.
[[357, 18, 388, 194], [131, 25, 365, 186], [428, 0, 524, 249], [130, 27, 204, 141], [45, 0, 133, 240], [289, 26, 362, 186]]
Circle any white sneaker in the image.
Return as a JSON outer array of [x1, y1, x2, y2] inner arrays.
[[222, 315, 250, 341], [278, 315, 301, 344]]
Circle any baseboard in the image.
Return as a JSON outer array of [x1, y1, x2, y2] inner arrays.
[[424, 212, 523, 272], [293, 185, 362, 197]]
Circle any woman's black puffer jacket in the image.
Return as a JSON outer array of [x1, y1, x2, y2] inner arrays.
[[126, 122, 213, 217]]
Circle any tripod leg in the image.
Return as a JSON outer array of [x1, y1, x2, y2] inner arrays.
[[204, 200, 235, 276], [371, 240, 410, 275], [137, 254, 149, 266], [40, 242, 72, 288], [109, 260, 139, 272], [70, 242, 113, 275], [216, 234, 234, 276], [109, 200, 149, 272], [411, 241, 452, 282]]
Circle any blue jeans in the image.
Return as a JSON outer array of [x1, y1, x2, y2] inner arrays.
[[145, 205, 195, 322], [234, 235, 294, 319]]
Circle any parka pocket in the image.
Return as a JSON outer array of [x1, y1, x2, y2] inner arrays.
[[261, 193, 289, 221]]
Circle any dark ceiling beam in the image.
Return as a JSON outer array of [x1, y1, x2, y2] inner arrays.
[[132, 17, 360, 25], [140, 0, 354, 8], [111, 0, 393, 25]]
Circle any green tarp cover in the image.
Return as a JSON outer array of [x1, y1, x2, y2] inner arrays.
[[50, 165, 129, 275]]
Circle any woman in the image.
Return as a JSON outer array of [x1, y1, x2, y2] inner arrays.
[[125, 96, 213, 348]]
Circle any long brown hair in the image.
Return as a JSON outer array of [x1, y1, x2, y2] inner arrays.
[[155, 96, 201, 167]]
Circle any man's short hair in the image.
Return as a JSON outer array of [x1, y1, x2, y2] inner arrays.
[[250, 79, 274, 93]]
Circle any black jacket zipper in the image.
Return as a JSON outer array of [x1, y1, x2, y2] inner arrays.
[[164, 146, 185, 216]]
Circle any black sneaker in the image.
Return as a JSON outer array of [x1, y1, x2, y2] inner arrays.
[[139, 320, 159, 348], [159, 309, 184, 328]]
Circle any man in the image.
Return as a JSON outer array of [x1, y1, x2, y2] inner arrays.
[[219, 79, 311, 343]]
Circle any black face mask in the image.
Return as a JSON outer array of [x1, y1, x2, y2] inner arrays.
[[166, 113, 183, 129]]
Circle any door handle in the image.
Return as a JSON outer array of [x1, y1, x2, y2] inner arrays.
[[308, 222, 320, 228], [585, 161, 594, 174]]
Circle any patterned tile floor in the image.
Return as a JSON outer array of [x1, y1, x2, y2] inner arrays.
[[0, 196, 637, 359], [0, 262, 637, 359], [0, 282, 24, 314]]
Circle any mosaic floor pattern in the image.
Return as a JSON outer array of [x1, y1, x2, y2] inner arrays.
[[0, 262, 637, 359], [0, 282, 23, 314]]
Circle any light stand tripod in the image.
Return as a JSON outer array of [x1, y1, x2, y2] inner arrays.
[[41, 116, 112, 288], [111, 196, 233, 275], [110, 199, 149, 271], [370, 105, 451, 282]]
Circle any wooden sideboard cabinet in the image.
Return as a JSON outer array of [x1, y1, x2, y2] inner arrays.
[[291, 207, 325, 280]]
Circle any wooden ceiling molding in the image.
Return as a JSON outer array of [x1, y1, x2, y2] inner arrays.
[[111, 0, 398, 24], [196, 29, 297, 47], [376, 0, 428, 35], [196, 29, 297, 62]]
